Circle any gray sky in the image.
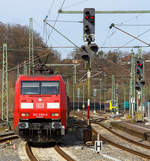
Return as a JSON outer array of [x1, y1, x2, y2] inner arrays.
[[1, 0, 150, 58]]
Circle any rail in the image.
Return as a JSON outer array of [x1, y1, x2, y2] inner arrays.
[[92, 121, 150, 150], [0, 134, 18, 143], [25, 143, 38, 161], [92, 124, 150, 159], [54, 145, 75, 161]]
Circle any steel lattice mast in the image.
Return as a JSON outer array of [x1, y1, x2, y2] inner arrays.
[[111, 75, 116, 104], [129, 50, 135, 118], [1, 44, 8, 122], [137, 49, 145, 114], [17, 64, 20, 78], [29, 18, 34, 75], [23, 61, 28, 75]]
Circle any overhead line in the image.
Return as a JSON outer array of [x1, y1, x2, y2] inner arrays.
[[47, 20, 83, 23], [120, 28, 150, 48], [58, 10, 150, 14], [110, 23, 150, 46], [99, 46, 150, 49], [44, 20, 80, 49], [115, 24, 150, 27], [47, 0, 66, 42]]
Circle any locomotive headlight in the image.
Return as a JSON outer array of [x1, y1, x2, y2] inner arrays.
[[51, 113, 59, 116], [21, 113, 29, 117], [38, 98, 42, 101]]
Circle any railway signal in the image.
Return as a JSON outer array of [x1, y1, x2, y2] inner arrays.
[[83, 8, 95, 42], [80, 45, 90, 62], [80, 43, 99, 62], [135, 58, 145, 91], [136, 58, 143, 80], [88, 43, 99, 54], [135, 81, 145, 91]]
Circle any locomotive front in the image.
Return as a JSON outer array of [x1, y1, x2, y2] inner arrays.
[[14, 76, 67, 143]]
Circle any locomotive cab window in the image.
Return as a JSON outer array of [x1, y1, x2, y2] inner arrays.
[[21, 82, 40, 95], [21, 81, 59, 95], [41, 82, 59, 95]]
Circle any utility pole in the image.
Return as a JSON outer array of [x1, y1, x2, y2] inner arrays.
[[73, 64, 78, 112], [82, 85, 85, 111], [112, 75, 116, 106], [135, 48, 145, 121], [93, 88, 97, 113], [129, 50, 135, 118], [23, 61, 28, 75], [103, 73, 107, 112], [77, 88, 80, 112], [81, 8, 98, 126], [29, 18, 34, 75], [99, 79, 102, 110], [124, 87, 126, 113], [116, 83, 119, 113], [1, 44, 8, 123], [87, 60, 91, 124], [17, 64, 20, 78], [66, 79, 69, 96]]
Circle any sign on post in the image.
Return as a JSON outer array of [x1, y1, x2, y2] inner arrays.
[[95, 140, 103, 153], [77, 88, 80, 98], [93, 88, 97, 97], [131, 97, 135, 103]]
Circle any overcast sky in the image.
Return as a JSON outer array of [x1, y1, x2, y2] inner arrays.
[[1, 0, 150, 58]]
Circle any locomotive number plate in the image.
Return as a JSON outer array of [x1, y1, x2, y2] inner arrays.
[[36, 103, 44, 109]]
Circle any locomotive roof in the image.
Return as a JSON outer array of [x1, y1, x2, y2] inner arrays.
[[17, 75, 64, 82]]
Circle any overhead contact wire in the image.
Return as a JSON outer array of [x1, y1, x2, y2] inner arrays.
[[47, 0, 66, 42]]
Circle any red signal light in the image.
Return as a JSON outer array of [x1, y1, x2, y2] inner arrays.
[[85, 16, 89, 20], [90, 16, 94, 19]]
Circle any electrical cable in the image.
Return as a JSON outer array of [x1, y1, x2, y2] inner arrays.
[[115, 24, 150, 27], [47, 20, 82, 23], [110, 24, 150, 46], [102, 29, 111, 47], [7, 51, 51, 73], [44, 0, 57, 45], [48, 0, 56, 17], [47, 0, 66, 43], [49, 35, 72, 54], [121, 14, 142, 24], [63, 0, 89, 9], [121, 28, 150, 48], [44, 20, 79, 49]]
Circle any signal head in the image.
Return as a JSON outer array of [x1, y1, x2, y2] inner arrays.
[[136, 58, 144, 80], [89, 43, 99, 54], [135, 80, 145, 91], [83, 8, 95, 39], [80, 45, 90, 62]]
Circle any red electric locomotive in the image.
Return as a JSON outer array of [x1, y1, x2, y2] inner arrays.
[[14, 75, 69, 143]]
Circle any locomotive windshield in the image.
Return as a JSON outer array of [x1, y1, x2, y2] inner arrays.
[[21, 81, 59, 95]]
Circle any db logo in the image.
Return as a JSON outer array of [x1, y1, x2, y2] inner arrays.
[[36, 103, 44, 109]]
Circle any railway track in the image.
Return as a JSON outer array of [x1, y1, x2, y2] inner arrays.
[[111, 121, 150, 141], [92, 122, 150, 159], [25, 143, 37, 161], [0, 132, 18, 144], [92, 121, 150, 150], [25, 142, 75, 161], [73, 111, 150, 159], [54, 145, 75, 161], [0, 131, 15, 138]]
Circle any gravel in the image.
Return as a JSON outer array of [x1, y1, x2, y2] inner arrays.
[[0, 113, 149, 161]]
